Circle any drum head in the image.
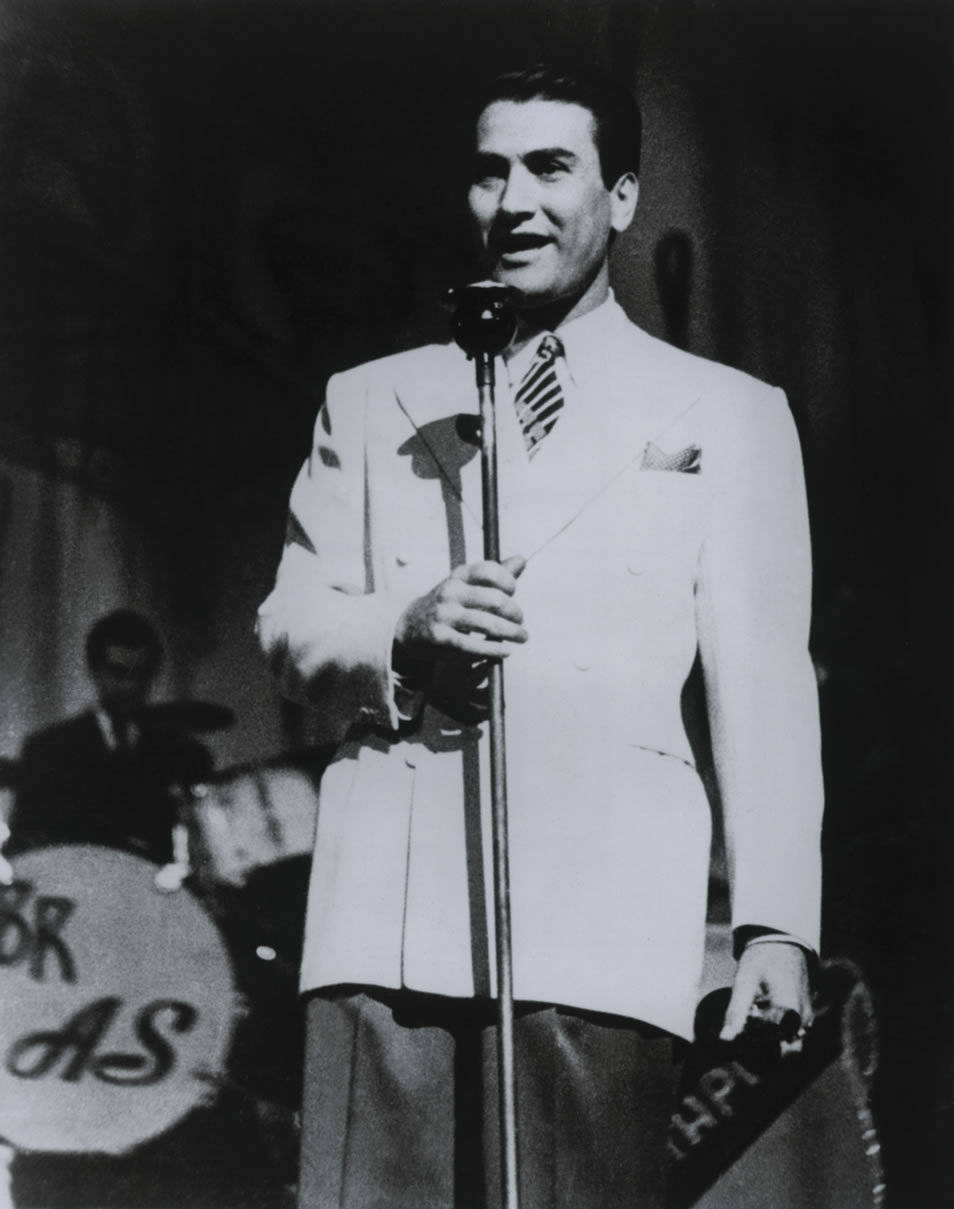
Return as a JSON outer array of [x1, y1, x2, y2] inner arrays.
[[0, 845, 238, 1154]]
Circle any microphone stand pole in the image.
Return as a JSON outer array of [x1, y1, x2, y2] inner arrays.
[[448, 282, 519, 1209]]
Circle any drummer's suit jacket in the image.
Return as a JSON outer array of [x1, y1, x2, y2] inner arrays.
[[257, 297, 824, 1040], [9, 709, 211, 866]]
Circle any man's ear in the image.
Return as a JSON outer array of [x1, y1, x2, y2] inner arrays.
[[609, 172, 639, 234]]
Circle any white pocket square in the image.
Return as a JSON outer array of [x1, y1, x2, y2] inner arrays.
[[640, 441, 701, 474]]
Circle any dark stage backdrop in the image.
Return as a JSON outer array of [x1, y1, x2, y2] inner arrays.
[[0, 1, 950, 1205]]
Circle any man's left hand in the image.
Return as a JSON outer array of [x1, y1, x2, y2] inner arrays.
[[720, 942, 813, 1051]]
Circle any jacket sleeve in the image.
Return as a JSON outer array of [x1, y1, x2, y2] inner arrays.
[[7, 732, 66, 852], [256, 369, 421, 743], [695, 386, 824, 952]]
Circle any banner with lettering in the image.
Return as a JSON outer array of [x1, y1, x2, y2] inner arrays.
[[667, 961, 883, 1209]]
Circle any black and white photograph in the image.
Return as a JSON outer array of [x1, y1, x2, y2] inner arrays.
[[0, 2, 950, 1207]]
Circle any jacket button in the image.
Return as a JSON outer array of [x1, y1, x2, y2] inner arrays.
[[574, 659, 591, 671], [404, 753, 417, 769], [626, 563, 644, 576]]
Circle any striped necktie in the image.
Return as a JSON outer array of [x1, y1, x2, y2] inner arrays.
[[513, 333, 565, 458]]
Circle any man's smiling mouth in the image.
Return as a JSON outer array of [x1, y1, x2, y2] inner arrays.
[[494, 232, 551, 255], [495, 230, 546, 250]]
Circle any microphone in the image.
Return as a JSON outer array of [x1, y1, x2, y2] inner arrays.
[[445, 281, 517, 358]]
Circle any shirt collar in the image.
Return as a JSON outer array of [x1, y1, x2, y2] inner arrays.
[[94, 706, 139, 751], [504, 290, 628, 389]]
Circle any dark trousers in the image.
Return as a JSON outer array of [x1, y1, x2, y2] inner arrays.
[[300, 986, 681, 1209]]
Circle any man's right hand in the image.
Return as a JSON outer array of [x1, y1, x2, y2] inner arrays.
[[394, 555, 527, 662]]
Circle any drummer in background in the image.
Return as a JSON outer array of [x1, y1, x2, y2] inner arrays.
[[7, 608, 212, 866]]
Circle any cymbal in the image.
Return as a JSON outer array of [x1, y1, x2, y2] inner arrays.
[[140, 701, 236, 733]]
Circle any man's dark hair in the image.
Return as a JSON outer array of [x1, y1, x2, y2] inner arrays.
[[85, 609, 163, 675], [472, 62, 641, 187]]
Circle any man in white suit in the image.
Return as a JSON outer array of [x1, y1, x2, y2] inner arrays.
[[259, 63, 823, 1209]]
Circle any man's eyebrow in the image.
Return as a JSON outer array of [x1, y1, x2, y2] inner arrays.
[[471, 147, 579, 165], [470, 150, 509, 176], [524, 147, 578, 164]]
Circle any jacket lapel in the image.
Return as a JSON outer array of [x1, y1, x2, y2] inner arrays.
[[389, 308, 699, 565], [501, 310, 694, 560], [392, 345, 485, 551]]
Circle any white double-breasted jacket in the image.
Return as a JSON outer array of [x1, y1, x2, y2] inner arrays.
[[258, 299, 823, 1040]]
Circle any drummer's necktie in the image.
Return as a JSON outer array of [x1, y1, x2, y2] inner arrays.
[[112, 715, 137, 753], [513, 333, 565, 458]]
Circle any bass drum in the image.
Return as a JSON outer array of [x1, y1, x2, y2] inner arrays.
[[0, 844, 238, 1155]]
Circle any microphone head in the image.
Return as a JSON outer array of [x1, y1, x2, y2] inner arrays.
[[446, 281, 517, 356]]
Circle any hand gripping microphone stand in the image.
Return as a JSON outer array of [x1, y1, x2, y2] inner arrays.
[[449, 281, 520, 1209]]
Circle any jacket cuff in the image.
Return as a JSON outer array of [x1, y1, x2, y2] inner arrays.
[[388, 660, 430, 726], [732, 924, 817, 959]]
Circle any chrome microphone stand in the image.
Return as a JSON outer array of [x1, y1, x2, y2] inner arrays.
[[449, 281, 520, 1209]]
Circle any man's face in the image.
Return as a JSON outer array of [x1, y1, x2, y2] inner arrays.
[[91, 644, 155, 716], [468, 99, 636, 308]]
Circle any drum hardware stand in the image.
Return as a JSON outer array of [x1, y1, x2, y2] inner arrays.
[[154, 781, 198, 892], [448, 281, 520, 1209]]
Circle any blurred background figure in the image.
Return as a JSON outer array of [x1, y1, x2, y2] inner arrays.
[[6, 609, 213, 866]]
